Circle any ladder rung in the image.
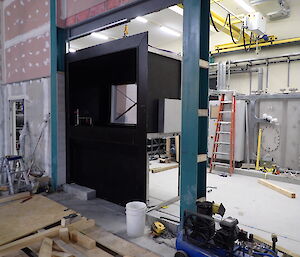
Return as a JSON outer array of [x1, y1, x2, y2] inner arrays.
[[219, 111, 232, 114], [215, 142, 230, 145], [213, 152, 229, 155], [217, 121, 231, 124], [221, 101, 232, 104], [216, 131, 231, 134], [212, 162, 230, 167]]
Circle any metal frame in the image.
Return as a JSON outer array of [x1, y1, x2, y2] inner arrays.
[[50, 0, 58, 189], [180, 0, 210, 219], [67, 0, 181, 40]]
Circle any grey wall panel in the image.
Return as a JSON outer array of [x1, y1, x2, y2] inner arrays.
[[259, 98, 300, 170]]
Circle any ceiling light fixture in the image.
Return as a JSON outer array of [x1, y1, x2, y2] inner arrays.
[[168, 5, 183, 16], [134, 16, 148, 23], [69, 48, 76, 53], [160, 26, 181, 37], [91, 32, 109, 40], [234, 0, 255, 13]]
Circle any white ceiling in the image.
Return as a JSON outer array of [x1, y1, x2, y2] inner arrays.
[[69, 0, 286, 54]]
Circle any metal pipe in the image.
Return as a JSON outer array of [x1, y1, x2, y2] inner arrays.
[[231, 52, 300, 64], [287, 57, 291, 88], [245, 102, 250, 164], [258, 67, 263, 92], [210, 52, 300, 66], [227, 61, 231, 90], [249, 69, 252, 95], [265, 60, 269, 90]]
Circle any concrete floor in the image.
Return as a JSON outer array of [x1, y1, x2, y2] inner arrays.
[[48, 161, 300, 256], [148, 162, 300, 254], [48, 192, 176, 257]]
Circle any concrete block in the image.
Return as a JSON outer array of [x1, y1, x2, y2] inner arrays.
[[63, 183, 96, 200]]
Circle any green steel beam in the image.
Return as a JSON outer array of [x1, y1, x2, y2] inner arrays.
[[50, 0, 58, 189], [180, 0, 210, 220]]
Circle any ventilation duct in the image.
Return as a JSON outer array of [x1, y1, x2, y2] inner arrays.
[[250, 0, 290, 20]]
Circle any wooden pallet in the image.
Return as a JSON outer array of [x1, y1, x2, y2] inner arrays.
[[0, 194, 160, 257]]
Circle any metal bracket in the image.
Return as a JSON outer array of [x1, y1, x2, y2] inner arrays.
[[199, 59, 209, 69], [198, 109, 208, 117], [197, 154, 207, 163]]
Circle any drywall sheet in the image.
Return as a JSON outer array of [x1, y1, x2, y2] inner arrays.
[[158, 98, 181, 133], [4, 0, 50, 41], [3, 0, 50, 83], [5, 31, 50, 83]]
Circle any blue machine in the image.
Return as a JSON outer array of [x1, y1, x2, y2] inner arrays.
[[176, 231, 252, 257], [174, 205, 279, 257]]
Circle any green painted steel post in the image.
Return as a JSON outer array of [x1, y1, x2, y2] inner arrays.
[[180, 0, 210, 220], [50, 0, 58, 189]]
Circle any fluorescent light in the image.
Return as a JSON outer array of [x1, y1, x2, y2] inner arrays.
[[91, 32, 109, 40], [160, 26, 181, 37], [69, 48, 76, 53], [134, 16, 148, 23], [168, 5, 183, 16], [234, 0, 255, 13]]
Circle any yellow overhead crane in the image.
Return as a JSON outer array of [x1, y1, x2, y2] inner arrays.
[[178, 3, 251, 43], [178, 3, 299, 54]]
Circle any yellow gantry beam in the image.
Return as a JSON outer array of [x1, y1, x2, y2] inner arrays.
[[212, 37, 300, 54]]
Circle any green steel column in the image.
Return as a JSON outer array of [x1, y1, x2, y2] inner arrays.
[[198, 0, 210, 201], [50, 0, 58, 189], [180, 0, 210, 219]]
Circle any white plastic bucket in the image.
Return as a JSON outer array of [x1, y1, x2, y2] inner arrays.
[[126, 201, 147, 237]]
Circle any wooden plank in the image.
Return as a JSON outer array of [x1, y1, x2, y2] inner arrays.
[[0, 219, 95, 255], [59, 228, 70, 243], [258, 179, 296, 198], [0, 192, 30, 204], [38, 238, 53, 257], [81, 226, 160, 257], [165, 138, 171, 158], [253, 234, 300, 257], [52, 251, 74, 257], [70, 231, 95, 250], [0, 195, 75, 246], [53, 239, 86, 257], [71, 243, 112, 257], [150, 164, 178, 173]]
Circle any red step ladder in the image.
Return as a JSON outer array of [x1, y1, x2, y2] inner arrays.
[[209, 93, 236, 175]]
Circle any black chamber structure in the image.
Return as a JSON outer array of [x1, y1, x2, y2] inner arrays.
[[66, 32, 181, 206]]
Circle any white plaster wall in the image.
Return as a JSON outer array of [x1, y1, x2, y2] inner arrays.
[[1, 78, 51, 177]]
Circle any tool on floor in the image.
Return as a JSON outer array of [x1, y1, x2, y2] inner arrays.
[[151, 221, 166, 237], [0, 155, 31, 194], [210, 93, 236, 175]]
